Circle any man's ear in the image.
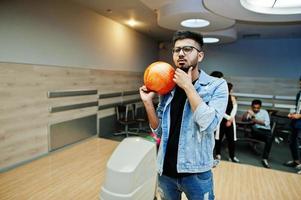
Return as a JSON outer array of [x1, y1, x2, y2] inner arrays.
[[198, 51, 204, 62]]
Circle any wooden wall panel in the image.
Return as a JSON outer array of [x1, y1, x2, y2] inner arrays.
[[1, 62, 297, 171], [0, 62, 143, 171], [226, 76, 299, 113], [227, 76, 299, 96]]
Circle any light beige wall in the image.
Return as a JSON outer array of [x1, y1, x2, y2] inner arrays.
[[0, 0, 158, 71]]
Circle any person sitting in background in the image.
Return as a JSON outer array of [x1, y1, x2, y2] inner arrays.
[[215, 82, 239, 163], [284, 77, 301, 174], [242, 99, 274, 168]]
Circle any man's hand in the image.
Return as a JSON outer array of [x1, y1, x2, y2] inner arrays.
[[139, 85, 156, 103], [288, 113, 294, 119], [173, 67, 193, 90], [245, 109, 255, 120], [247, 109, 255, 117], [139, 85, 159, 130], [288, 113, 301, 120], [173, 67, 201, 112], [226, 120, 232, 127]]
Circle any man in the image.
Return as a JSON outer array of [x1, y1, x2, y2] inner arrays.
[[284, 77, 301, 174], [139, 31, 228, 200], [242, 99, 274, 168]]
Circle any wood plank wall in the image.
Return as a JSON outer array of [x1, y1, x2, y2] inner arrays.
[[226, 76, 299, 114], [227, 76, 299, 96], [1, 62, 298, 171], [0, 62, 143, 171]]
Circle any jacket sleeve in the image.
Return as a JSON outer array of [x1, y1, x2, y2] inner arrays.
[[224, 113, 231, 120], [230, 103, 238, 119], [150, 96, 164, 137], [193, 79, 229, 134], [223, 97, 237, 120]]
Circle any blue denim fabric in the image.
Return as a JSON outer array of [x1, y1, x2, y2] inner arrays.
[[158, 171, 215, 200], [151, 70, 228, 174]]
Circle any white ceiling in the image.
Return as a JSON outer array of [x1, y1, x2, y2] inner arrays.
[[72, 0, 301, 42]]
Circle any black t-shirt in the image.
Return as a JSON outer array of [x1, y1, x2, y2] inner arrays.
[[162, 80, 196, 178]]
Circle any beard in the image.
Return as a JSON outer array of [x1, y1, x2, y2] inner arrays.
[[176, 55, 199, 73], [179, 63, 198, 73]]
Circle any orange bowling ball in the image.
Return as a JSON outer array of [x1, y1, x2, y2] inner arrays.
[[144, 61, 175, 95]]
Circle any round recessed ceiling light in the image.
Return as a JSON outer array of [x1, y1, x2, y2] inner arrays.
[[244, 0, 275, 8], [240, 0, 301, 15], [203, 37, 220, 43], [127, 19, 138, 27], [181, 19, 210, 28]]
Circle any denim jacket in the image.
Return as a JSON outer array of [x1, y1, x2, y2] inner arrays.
[[151, 70, 228, 175]]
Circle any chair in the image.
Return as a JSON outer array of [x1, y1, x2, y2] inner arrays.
[[250, 121, 277, 156], [270, 112, 292, 143], [113, 104, 138, 137], [132, 104, 150, 133]]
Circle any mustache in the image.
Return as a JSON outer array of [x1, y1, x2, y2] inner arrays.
[[177, 58, 186, 62]]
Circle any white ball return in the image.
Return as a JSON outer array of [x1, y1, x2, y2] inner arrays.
[[100, 137, 157, 200]]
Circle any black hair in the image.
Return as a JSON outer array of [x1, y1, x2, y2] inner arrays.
[[227, 82, 233, 92], [172, 30, 204, 50], [251, 99, 262, 106], [210, 71, 224, 78]]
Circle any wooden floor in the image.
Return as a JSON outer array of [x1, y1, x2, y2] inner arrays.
[[0, 137, 301, 200]]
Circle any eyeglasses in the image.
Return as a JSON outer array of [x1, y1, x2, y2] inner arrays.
[[172, 46, 201, 55]]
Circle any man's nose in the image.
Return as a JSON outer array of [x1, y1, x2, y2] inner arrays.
[[178, 49, 185, 56]]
